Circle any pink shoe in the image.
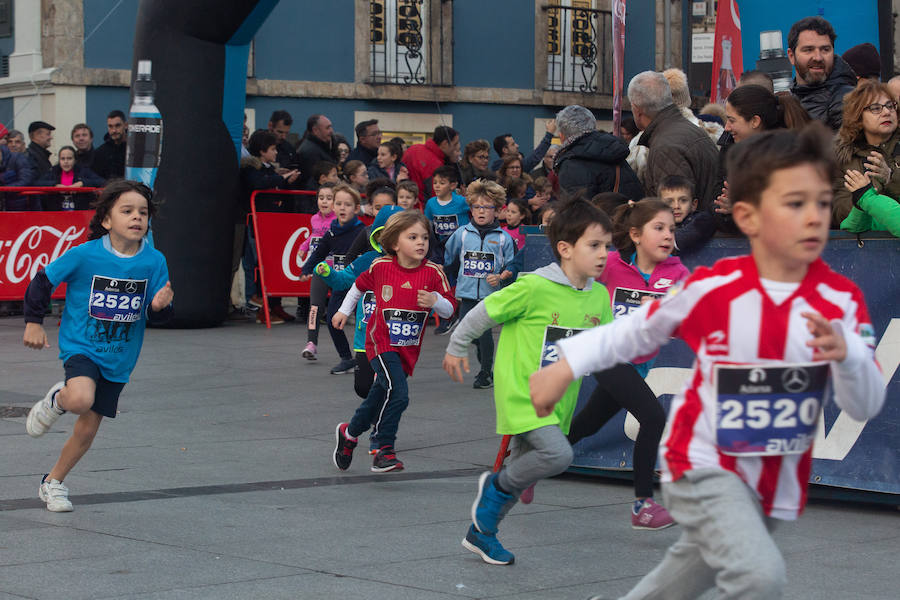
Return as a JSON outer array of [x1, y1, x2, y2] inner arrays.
[[520, 483, 536, 504], [302, 342, 317, 360], [631, 498, 675, 530]]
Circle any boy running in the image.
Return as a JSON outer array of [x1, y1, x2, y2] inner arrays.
[[531, 125, 885, 599], [443, 199, 614, 565]]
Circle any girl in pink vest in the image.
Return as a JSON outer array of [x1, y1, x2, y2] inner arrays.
[[568, 198, 689, 529]]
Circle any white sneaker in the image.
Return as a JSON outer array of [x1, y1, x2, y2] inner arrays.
[[39, 477, 73, 512], [26, 382, 65, 438]]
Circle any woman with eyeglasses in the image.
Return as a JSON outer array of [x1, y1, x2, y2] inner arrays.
[[835, 79, 900, 235], [459, 139, 494, 186]]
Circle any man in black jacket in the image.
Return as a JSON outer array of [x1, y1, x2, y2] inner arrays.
[[25, 121, 54, 179], [267, 109, 299, 171], [297, 114, 339, 190], [71, 123, 96, 169], [92, 110, 127, 179], [788, 16, 855, 130], [346, 119, 381, 165], [553, 105, 643, 201]]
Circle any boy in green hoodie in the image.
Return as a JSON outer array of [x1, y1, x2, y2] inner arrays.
[[442, 198, 614, 565]]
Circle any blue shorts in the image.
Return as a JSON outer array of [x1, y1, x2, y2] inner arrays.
[[63, 354, 126, 418]]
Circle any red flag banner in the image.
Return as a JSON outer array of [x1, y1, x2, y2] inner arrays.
[[711, 0, 742, 104], [612, 0, 626, 133]]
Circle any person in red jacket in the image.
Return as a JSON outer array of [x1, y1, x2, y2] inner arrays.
[[402, 125, 461, 204]]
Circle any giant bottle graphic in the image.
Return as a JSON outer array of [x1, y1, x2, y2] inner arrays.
[[716, 37, 737, 103], [125, 60, 163, 187]]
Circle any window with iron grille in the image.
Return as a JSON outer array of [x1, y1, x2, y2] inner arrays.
[[368, 0, 449, 85], [546, 1, 613, 94]]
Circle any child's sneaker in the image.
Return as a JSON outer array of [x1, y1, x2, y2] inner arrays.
[[519, 483, 536, 504], [330, 358, 355, 374], [434, 315, 458, 335], [332, 423, 357, 471], [472, 371, 493, 389], [472, 471, 515, 535], [26, 382, 65, 438], [371, 446, 404, 473], [631, 498, 675, 530], [301, 342, 317, 360], [461, 524, 515, 565], [39, 475, 73, 512]]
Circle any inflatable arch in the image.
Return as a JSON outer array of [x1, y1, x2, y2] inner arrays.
[[132, 0, 279, 327]]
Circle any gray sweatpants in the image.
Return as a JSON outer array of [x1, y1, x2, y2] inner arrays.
[[621, 468, 786, 600], [497, 425, 573, 497]]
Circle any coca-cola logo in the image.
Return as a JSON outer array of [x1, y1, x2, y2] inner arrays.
[[281, 226, 311, 281], [0, 225, 85, 284]]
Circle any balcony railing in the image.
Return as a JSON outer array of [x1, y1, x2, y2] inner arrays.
[[545, 3, 613, 94]]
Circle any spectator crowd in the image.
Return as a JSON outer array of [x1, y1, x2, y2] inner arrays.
[[2, 16, 897, 325]]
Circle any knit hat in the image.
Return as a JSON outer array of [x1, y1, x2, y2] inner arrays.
[[843, 43, 881, 79]]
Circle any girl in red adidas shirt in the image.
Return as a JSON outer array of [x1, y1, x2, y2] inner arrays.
[[532, 125, 884, 600], [331, 211, 456, 473]]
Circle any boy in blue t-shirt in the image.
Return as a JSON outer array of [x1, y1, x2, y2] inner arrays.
[[424, 164, 469, 243], [424, 164, 468, 334], [22, 180, 173, 512]]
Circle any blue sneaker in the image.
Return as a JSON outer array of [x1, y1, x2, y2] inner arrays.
[[462, 524, 514, 565], [471, 471, 515, 535]]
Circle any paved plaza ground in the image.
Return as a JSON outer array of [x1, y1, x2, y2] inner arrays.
[[1, 314, 897, 599]]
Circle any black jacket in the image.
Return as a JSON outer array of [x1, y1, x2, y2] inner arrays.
[[75, 147, 96, 169], [347, 144, 377, 165], [37, 164, 105, 187], [554, 130, 643, 201], [674, 209, 719, 255], [790, 55, 856, 131], [36, 164, 106, 210], [275, 139, 299, 171], [297, 134, 339, 190], [239, 156, 289, 224], [26, 143, 52, 178], [92, 135, 126, 179]]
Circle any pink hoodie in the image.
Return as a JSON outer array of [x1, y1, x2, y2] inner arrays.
[[299, 211, 336, 254], [601, 250, 690, 364]]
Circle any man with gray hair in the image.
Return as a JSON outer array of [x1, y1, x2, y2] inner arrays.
[[628, 71, 721, 211], [552, 104, 643, 200]]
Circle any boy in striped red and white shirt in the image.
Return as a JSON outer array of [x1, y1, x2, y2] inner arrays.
[[530, 125, 885, 600]]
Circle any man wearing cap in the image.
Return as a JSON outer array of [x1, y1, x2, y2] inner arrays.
[[26, 120, 55, 179]]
